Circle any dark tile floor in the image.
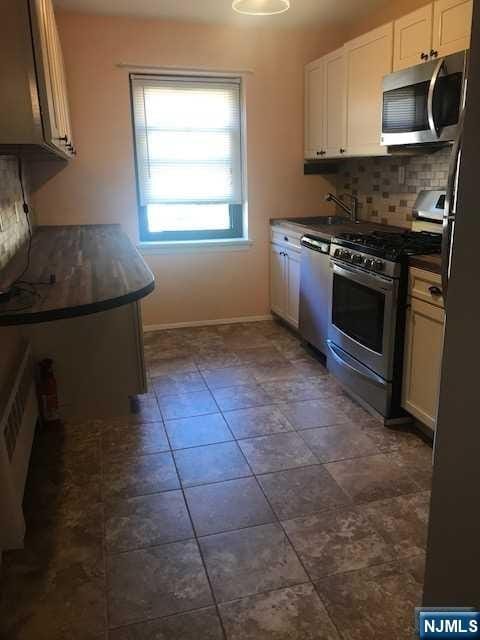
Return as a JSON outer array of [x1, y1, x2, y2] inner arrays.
[[0, 319, 433, 639]]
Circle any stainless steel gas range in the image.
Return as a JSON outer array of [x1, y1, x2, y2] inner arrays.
[[327, 229, 441, 422]]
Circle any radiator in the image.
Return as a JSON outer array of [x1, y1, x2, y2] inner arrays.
[[0, 343, 38, 551]]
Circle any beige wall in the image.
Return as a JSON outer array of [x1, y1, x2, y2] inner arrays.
[[32, 12, 344, 327]]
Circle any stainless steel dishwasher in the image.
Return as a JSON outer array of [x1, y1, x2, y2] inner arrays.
[[299, 234, 332, 355]]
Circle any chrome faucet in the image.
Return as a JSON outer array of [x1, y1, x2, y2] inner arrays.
[[325, 192, 359, 224]]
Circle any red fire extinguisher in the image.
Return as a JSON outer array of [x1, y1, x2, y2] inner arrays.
[[37, 358, 61, 428]]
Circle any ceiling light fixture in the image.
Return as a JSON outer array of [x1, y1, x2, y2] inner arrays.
[[232, 0, 290, 16]]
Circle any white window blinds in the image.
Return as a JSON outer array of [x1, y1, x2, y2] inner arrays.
[[131, 75, 243, 207]]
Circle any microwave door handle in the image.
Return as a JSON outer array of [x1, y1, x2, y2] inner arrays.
[[441, 108, 465, 297], [427, 58, 445, 137]]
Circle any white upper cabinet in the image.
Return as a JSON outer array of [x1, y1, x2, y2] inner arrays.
[[304, 0, 472, 161], [432, 0, 473, 57], [393, 0, 472, 72], [345, 23, 393, 157], [323, 47, 347, 158], [393, 4, 434, 71], [304, 58, 325, 159], [31, 0, 75, 156], [0, 0, 75, 158]]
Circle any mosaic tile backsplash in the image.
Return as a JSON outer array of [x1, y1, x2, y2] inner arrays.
[[337, 146, 452, 229], [0, 156, 30, 270]]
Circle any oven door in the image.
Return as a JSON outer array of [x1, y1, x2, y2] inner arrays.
[[329, 261, 399, 380], [381, 51, 467, 146]]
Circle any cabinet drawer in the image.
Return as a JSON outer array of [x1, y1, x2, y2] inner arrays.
[[409, 267, 444, 309], [270, 226, 302, 250]]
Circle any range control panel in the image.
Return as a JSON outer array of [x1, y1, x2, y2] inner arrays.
[[330, 243, 401, 279]]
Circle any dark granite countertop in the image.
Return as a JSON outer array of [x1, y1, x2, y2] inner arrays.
[[271, 216, 442, 274], [0, 225, 155, 326]]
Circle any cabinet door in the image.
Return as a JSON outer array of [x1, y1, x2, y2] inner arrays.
[[402, 297, 445, 430], [345, 23, 393, 157], [270, 243, 286, 319], [50, 5, 74, 151], [304, 58, 325, 159], [324, 47, 347, 158], [31, 0, 61, 146], [285, 249, 301, 329], [432, 0, 473, 57], [30, 0, 74, 157], [393, 4, 434, 71]]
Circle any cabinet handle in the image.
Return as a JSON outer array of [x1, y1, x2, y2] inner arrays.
[[284, 236, 289, 242], [56, 134, 68, 143], [430, 49, 439, 58], [339, 148, 346, 154], [316, 150, 326, 156], [420, 52, 429, 60], [429, 285, 443, 297]]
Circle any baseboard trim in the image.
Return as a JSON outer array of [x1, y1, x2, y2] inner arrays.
[[143, 314, 273, 332]]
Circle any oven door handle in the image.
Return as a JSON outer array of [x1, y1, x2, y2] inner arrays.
[[331, 261, 394, 292], [427, 58, 445, 137], [327, 341, 387, 388]]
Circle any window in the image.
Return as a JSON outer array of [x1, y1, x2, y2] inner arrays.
[[131, 74, 245, 242]]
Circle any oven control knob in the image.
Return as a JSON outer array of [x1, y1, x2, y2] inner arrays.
[[364, 258, 374, 269], [342, 250, 352, 261], [372, 259, 385, 272], [334, 248, 342, 258], [352, 254, 364, 265]]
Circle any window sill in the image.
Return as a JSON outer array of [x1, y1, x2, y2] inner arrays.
[[138, 238, 254, 254]]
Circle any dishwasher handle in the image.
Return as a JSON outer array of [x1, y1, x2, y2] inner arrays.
[[301, 235, 330, 254]]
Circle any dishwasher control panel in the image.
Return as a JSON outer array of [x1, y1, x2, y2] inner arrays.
[[301, 235, 330, 254]]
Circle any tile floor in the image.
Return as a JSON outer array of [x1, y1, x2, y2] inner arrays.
[[0, 319, 433, 639]]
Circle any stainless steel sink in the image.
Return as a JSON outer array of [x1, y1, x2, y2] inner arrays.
[[287, 216, 350, 226], [312, 216, 351, 226]]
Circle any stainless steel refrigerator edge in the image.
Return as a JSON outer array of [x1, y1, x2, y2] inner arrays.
[[423, 2, 480, 607]]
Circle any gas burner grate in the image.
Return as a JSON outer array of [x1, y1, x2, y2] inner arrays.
[[335, 230, 442, 260]]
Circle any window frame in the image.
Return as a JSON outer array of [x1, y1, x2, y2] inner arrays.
[[130, 73, 246, 244]]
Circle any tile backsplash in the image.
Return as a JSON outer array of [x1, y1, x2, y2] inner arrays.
[[0, 156, 30, 270], [338, 146, 451, 229]]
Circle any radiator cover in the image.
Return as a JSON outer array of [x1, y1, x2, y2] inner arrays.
[[0, 343, 38, 551]]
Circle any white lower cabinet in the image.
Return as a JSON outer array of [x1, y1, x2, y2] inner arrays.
[[270, 243, 286, 318], [402, 268, 445, 430], [270, 227, 301, 329]]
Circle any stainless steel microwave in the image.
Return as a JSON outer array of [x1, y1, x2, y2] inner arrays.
[[381, 51, 468, 147]]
